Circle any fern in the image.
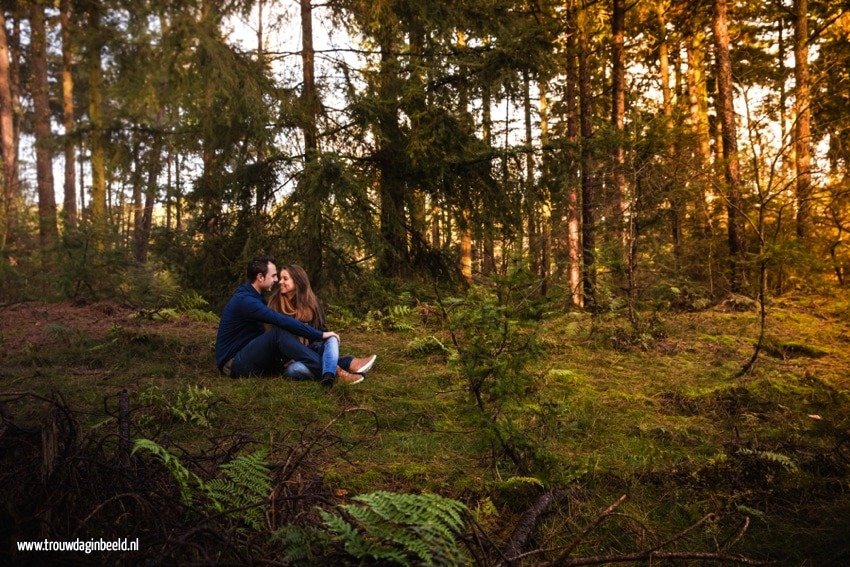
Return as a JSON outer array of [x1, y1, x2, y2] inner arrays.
[[405, 335, 451, 357], [133, 440, 272, 530], [274, 525, 332, 564], [206, 448, 272, 530], [132, 439, 205, 506], [320, 490, 469, 566], [737, 448, 799, 472], [170, 384, 215, 427]]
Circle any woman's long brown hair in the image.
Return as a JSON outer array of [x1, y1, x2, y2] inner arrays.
[[267, 264, 325, 329]]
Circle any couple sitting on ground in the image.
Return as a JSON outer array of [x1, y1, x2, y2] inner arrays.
[[215, 255, 376, 386]]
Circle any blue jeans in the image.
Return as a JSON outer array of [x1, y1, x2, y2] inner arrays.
[[229, 327, 325, 378], [284, 336, 354, 380]]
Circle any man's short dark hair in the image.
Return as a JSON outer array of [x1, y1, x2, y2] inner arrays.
[[247, 255, 275, 282]]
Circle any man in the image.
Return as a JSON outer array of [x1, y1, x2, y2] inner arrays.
[[215, 255, 359, 385]]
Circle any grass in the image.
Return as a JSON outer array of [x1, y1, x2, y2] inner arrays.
[[1, 290, 849, 563]]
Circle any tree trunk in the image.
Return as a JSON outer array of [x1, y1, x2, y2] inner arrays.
[[793, 0, 812, 240], [712, 0, 746, 292], [0, 11, 18, 251], [579, 5, 596, 309], [523, 70, 538, 277], [610, 0, 627, 271], [376, 37, 408, 277], [88, 4, 107, 247], [685, 28, 712, 237], [129, 137, 143, 254], [430, 195, 441, 249], [134, 135, 162, 264], [60, 0, 77, 229], [482, 81, 497, 276], [31, 1, 58, 250], [564, 21, 582, 308], [299, 0, 325, 287], [457, 31, 473, 283], [658, 4, 682, 272], [539, 80, 552, 296]]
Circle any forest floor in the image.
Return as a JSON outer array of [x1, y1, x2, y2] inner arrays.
[[1, 290, 850, 564]]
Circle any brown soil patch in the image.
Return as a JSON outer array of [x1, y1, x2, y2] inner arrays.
[[0, 301, 215, 355]]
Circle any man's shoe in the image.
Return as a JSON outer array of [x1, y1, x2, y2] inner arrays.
[[349, 354, 377, 374], [336, 367, 364, 385]]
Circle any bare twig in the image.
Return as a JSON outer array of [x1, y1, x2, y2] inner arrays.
[[551, 494, 629, 565]]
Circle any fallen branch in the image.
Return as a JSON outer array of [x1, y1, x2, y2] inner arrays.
[[502, 489, 568, 564]]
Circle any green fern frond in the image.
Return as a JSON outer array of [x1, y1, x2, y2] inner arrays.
[[132, 439, 204, 506], [320, 491, 469, 565]]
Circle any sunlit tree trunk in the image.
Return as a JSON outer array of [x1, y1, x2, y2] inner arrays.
[[610, 0, 626, 266], [0, 11, 18, 251], [175, 152, 182, 232], [564, 21, 582, 307], [658, 3, 681, 271], [522, 74, 535, 264], [60, 0, 77, 229], [793, 0, 812, 239], [457, 31, 473, 284], [579, 5, 596, 309], [712, 0, 746, 292], [685, 28, 711, 237]]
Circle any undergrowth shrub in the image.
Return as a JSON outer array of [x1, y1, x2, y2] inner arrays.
[[445, 270, 559, 477]]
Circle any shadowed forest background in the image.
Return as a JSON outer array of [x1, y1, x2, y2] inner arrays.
[[1, 0, 850, 564]]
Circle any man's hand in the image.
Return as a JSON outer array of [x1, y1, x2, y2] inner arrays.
[[322, 331, 340, 343]]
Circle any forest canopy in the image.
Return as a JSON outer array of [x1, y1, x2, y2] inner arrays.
[[0, 0, 848, 308]]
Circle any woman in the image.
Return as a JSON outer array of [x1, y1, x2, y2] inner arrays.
[[268, 264, 377, 386]]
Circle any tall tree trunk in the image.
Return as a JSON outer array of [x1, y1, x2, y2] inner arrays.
[[610, 0, 627, 271], [31, 1, 58, 250], [457, 31, 473, 283], [712, 0, 746, 292], [481, 81, 497, 275], [539, 80, 552, 296], [579, 5, 596, 309], [135, 135, 162, 264], [175, 152, 182, 231], [430, 195, 441, 249], [88, 4, 107, 247], [0, 11, 18, 251], [793, 0, 812, 240], [129, 137, 143, 255], [564, 22, 582, 307], [78, 144, 85, 218], [299, 0, 325, 287], [658, 3, 682, 271], [685, 28, 712, 234], [60, 0, 77, 229], [376, 37, 408, 277], [523, 70, 538, 277]]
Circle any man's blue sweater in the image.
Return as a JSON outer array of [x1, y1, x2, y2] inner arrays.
[[215, 283, 324, 369]]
